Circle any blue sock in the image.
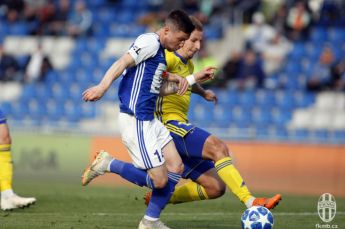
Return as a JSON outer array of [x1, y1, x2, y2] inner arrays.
[[145, 172, 181, 219], [109, 159, 154, 188]]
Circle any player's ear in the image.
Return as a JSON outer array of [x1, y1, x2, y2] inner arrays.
[[163, 26, 170, 35]]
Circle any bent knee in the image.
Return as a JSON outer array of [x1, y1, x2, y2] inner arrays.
[[205, 137, 229, 161], [205, 182, 226, 199], [152, 176, 168, 189], [167, 161, 184, 175]]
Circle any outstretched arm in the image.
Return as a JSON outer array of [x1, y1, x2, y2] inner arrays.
[[192, 83, 218, 105], [82, 53, 135, 102]]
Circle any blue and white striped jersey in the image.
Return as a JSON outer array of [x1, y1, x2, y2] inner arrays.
[[118, 33, 167, 121]]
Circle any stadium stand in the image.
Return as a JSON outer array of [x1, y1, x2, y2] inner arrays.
[[0, 0, 344, 144]]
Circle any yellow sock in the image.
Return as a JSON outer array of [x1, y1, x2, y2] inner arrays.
[[215, 157, 253, 204], [169, 180, 209, 204], [0, 144, 13, 191]]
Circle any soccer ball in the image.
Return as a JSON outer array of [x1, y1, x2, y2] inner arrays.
[[241, 206, 274, 229]]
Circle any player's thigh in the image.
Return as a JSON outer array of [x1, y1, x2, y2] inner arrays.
[[183, 126, 211, 158], [202, 135, 229, 161], [118, 113, 167, 170], [162, 140, 183, 174]]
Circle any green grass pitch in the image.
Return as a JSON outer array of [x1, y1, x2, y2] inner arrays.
[[1, 181, 344, 229], [3, 133, 343, 228]]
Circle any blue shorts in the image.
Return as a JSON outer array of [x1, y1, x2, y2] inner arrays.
[[0, 108, 7, 124], [181, 157, 214, 181], [166, 121, 214, 180]]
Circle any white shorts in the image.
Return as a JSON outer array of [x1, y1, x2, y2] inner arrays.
[[118, 112, 172, 170]]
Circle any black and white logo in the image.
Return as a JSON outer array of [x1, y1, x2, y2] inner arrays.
[[132, 45, 141, 55], [318, 193, 336, 223]]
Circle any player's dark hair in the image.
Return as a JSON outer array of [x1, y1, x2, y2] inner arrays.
[[189, 16, 203, 32], [165, 9, 195, 35]]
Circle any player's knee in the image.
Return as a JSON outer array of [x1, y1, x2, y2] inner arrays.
[[206, 181, 226, 199], [152, 175, 168, 189], [166, 160, 184, 175], [0, 132, 11, 144], [206, 137, 229, 161]]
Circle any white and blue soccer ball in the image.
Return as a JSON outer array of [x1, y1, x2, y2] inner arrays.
[[241, 206, 274, 229]]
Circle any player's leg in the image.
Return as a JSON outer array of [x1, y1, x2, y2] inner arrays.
[[200, 134, 281, 209], [140, 121, 183, 228], [144, 160, 225, 205], [81, 113, 156, 188], [0, 114, 36, 211], [170, 163, 226, 204]]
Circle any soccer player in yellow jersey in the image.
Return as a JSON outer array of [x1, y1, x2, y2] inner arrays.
[[150, 16, 282, 209], [0, 109, 36, 210]]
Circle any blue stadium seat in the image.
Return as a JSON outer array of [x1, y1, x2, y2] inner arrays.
[[46, 100, 63, 121], [310, 27, 327, 44], [115, 11, 135, 24], [8, 22, 28, 35], [251, 108, 272, 127], [69, 83, 84, 103], [204, 25, 223, 40], [331, 131, 345, 142], [21, 84, 36, 98], [255, 90, 275, 109], [238, 91, 255, 108], [328, 28, 345, 44], [63, 101, 81, 122], [212, 106, 231, 126], [28, 99, 46, 120], [294, 92, 315, 107], [289, 42, 305, 60], [95, 8, 117, 24], [81, 103, 96, 119], [288, 129, 309, 141], [231, 106, 251, 128], [310, 130, 329, 141], [271, 108, 292, 127], [45, 71, 58, 85], [35, 84, 53, 99], [284, 60, 302, 74], [10, 101, 29, 120], [274, 90, 296, 109]]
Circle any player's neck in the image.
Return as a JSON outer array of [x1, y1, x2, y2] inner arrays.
[[156, 29, 166, 48], [176, 50, 190, 61]]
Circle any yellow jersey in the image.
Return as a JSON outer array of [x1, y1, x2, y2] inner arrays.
[[155, 50, 194, 124]]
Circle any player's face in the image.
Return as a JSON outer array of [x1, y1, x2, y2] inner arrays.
[[163, 26, 190, 52], [182, 30, 203, 59]]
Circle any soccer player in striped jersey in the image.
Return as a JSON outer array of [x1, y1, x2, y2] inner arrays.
[[0, 109, 36, 210], [149, 16, 282, 210], [81, 10, 216, 229]]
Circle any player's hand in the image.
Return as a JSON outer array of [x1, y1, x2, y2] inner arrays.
[[82, 85, 106, 102], [194, 66, 217, 83], [176, 76, 189, 95], [203, 89, 218, 105]]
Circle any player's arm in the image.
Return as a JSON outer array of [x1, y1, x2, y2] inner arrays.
[[191, 83, 218, 104], [159, 66, 217, 96], [160, 72, 189, 96], [82, 54, 135, 102]]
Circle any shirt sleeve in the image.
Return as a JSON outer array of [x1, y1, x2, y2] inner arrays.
[[128, 34, 160, 65]]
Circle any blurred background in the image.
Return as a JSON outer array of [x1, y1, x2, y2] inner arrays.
[[0, 0, 344, 195]]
